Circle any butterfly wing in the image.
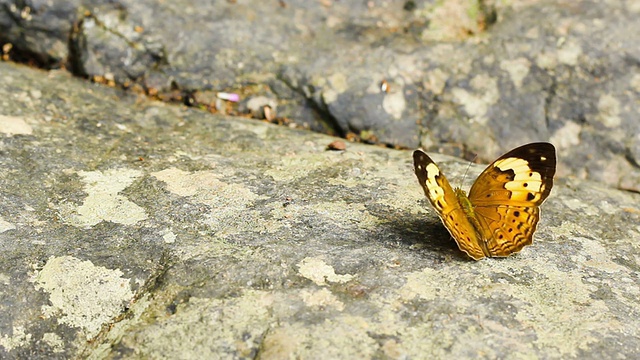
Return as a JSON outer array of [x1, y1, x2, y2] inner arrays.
[[468, 142, 557, 257], [413, 150, 485, 260]]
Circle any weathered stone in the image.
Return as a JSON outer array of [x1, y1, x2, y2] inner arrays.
[[0, 61, 639, 359], [1, 0, 638, 189]]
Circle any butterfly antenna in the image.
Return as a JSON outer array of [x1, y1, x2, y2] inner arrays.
[[459, 153, 478, 189]]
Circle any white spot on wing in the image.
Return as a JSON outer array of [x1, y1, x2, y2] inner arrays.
[[494, 157, 543, 193], [425, 163, 446, 208]]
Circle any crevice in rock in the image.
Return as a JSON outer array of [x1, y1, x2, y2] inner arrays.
[[81, 249, 174, 356], [68, 7, 167, 83], [276, 69, 344, 138]]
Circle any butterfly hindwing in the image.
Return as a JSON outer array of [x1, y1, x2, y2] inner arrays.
[[478, 205, 539, 256], [413, 150, 485, 260]]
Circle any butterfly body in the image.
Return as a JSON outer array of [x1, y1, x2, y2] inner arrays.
[[413, 143, 556, 260]]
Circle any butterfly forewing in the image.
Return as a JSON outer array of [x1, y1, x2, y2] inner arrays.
[[413, 150, 485, 260], [469, 142, 556, 206], [468, 143, 556, 257]]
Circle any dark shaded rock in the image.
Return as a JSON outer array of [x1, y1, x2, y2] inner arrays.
[[2, 1, 638, 191], [69, 9, 167, 86], [1, 1, 638, 190], [0, 0, 79, 67], [1, 60, 639, 359]]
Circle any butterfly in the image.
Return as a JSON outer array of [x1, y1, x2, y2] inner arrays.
[[413, 142, 556, 260]]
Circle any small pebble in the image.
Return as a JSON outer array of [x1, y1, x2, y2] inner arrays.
[[327, 140, 346, 151]]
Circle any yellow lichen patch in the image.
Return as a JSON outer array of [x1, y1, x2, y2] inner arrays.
[[500, 57, 531, 89], [151, 168, 260, 204], [41, 333, 64, 353], [557, 41, 582, 66], [264, 153, 329, 182], [117, 291, 275, 359], [152, 168, 280, 237], [596, 94, 622, 128], [65, 169, 147, 228], [297, 257, 354, 286], [399, 266, 490, 303], [300, 288, 345, 311], [0, 216, 16, 233], [382, 89, 406, 120], [32, 256, 134, 339], [313, 201, 382, 229], [0, 325, 32, 352], [450, 74, 499, 125], [260, 316, 377, 359], [420, 0, 493, 41], [0, 115, 33, 135]]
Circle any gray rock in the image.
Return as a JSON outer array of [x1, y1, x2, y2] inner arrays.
[[1, 1, 639, 190], [1, 61, 639, 359], [0, 0, 79, 66]]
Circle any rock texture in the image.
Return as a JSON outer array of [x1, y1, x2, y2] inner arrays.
[[1, 0, 639, 191], [0, 61, 639, 359]]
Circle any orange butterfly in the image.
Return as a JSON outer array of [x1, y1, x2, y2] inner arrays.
[[413, 143, 556, 260]]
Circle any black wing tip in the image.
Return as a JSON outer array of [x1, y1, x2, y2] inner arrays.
[[501, 142, 557, 170], [413, 148, 427, 158], [503, 143, 557, 199], [412, 148, 434, 165], [507, 142, 556, 156]]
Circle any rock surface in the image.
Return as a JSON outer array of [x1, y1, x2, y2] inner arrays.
[[1, 61, 639, 358], [1, 0, 639, 191]]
